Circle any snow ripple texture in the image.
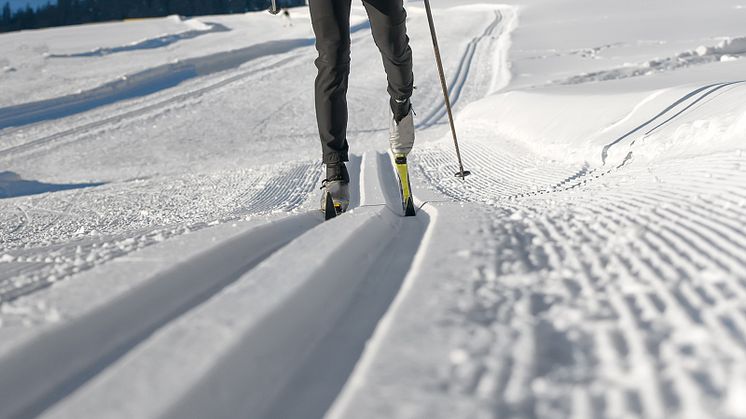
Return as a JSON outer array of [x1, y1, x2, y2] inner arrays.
[[410, 135, 746, 417], [0, 161, 321, 308]]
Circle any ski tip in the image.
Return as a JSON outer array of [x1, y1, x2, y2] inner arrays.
[[404, 197, 416, 217], [324, 192, 337, 220]]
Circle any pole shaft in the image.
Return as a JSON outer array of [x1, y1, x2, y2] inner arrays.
[[423, 0, 467, 177]]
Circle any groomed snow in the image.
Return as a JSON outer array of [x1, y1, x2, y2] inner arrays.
[[1, 0, 746, 418]]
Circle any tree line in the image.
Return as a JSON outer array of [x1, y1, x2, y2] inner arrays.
[[1, 0, 304, 33]]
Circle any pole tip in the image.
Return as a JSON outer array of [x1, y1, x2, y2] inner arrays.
[[454, 170, 471, 179]]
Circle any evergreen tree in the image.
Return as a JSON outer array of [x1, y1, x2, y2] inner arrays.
[[2, 3, 11, 26], [0, 0, 308, 33]]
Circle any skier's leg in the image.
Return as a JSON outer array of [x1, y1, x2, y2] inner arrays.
[[363, 0, 416, 156], [362, 0, 414, 118], [309, 0, 353, 165]]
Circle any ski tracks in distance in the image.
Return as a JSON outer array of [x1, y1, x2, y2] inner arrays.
[[416, 9, 505, 130], [0, 16, 378, 160]]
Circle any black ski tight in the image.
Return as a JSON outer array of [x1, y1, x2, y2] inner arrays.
[[309, 0, 414, 164]]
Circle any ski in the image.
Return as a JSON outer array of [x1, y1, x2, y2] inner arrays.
[[394, 154, 416, 217], [323, 191, 338, 220]]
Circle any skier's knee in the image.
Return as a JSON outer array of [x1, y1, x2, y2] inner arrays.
[[315, 40, 351, 69], [370, 15, 409, 59]]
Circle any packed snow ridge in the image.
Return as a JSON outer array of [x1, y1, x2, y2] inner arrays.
[[1, 0, 746, 418]]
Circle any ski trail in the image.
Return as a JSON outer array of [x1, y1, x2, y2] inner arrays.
[[416, 10, 503, 129], [37, 152, 428, 419], [0, 18, 376, 158], [0, 54, 302, 158], [325, 198, 440, 419], [600, 80, 746, 164], [47, 22, 231, 58], [0, 38, 317, 130], [259, 153, 426, 419], [0, 213, 321, 419]]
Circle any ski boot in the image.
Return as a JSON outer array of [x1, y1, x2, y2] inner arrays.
[[320, 162, 350, 220], [389, 98, 415, 156]]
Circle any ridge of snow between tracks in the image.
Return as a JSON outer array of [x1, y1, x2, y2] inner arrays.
[[37, 152, 429, 419]]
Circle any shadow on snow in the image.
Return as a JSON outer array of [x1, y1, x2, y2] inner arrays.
[[0, 171, 104, 199]]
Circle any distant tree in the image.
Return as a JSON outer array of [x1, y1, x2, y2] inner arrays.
[[0, 0, 308, 33], [226, 0, 244, 13], [2, 3, 11, 25], [153, 0, 170, 15], [167, 0, 191, 15]]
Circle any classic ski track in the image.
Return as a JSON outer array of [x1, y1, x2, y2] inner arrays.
[[266, 8, 509, 146], [0, 210, 324, 419], [5, 4, 744, 418], [27, 151, 428, 419], [601, 81, 746, 164], [0, 161, 323, 304], [408, 39, 746, 412], [416, 10, 503, 129], [255, 7, 507, 145], [416, 80, 745, 205], [46, 22, 231, 58], [0, 54, 303, 159], [0, 21, 380, 159]]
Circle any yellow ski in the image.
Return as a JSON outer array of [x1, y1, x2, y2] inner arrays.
[[394, 154, 416, 217]]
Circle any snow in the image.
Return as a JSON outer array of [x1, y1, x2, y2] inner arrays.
[[1, 0, 746, 418]]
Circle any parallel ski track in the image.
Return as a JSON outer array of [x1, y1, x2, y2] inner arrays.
[[0, 211, 324, 419], [415, 79, 746, 205], [0, 22, 382, 159], [601, 81, 746, 164], [0, 12, 473, 414], [416, 10, 503, 129], [0, 152, 429, 419], [0, 161, 322, 304], [0, 55, 292, 158]]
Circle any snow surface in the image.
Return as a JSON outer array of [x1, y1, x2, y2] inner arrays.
[[1, 0, 746, 418]]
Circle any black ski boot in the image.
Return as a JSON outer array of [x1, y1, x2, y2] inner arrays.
[[321, 162, 350, 219]]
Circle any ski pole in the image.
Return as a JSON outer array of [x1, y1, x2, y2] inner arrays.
[[269, 0, 280, 15], [422, 0, 471, 179]]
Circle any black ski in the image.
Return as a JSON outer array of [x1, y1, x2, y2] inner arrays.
[[323, 191, 337, 220]]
